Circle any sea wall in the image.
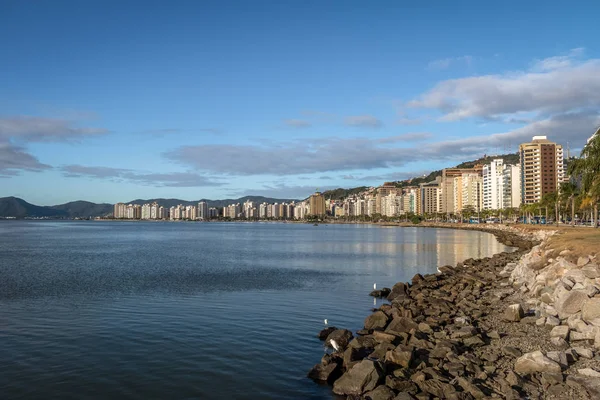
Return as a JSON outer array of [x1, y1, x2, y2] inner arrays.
[[308, 224, 600, 399]]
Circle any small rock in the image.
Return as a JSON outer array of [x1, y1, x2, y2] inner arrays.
[[536, 317, 546, 326], [582, 298, 600, 326], [550, 325, 570, 340], [502, 346, 522, 358], [573, 347, 594, 359], [363, 385, 395, 400], [578, 256, 591, 267], [332, 360, 383, 396], [504, 304, 524, 322], [567, 374, 600, 397], [546, 351, 568, 368], [578, 368, 600, 377], [546, 316, 560, 327], [550, 337, 569, 349]]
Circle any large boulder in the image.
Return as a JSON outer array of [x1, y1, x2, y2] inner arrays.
[[326, 329, 354, 352], [582, 298, 600, 326], [387, 282, 408, 301], [364, 311, 390, 331], [384, 345, 414, 368], [555, 290, 589, 319], [332, 359, 383, 396], [514, 351, 562, 374]]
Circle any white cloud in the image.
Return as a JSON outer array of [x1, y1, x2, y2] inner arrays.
[[411, 49, 600, 121], [0, 116, 109, 142]]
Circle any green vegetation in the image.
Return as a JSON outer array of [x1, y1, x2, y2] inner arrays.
[[321, 187, 369, 200], [568, 130, 600, 227]]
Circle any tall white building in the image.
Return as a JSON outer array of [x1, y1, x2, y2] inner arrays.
[[503, 164, 521, 209], [141, 203, 151, 220], [483, 159, 505, 210]]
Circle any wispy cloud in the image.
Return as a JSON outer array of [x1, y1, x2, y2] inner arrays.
[[427, 55, 473, 71], [61, 165, 226, 187], [0, 142, 51, 177], [343, 115, 382, 129], [0, 116, 109, 143], [283, 119, 312, 128]]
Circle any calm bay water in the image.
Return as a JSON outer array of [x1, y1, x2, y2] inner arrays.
[[0, 221, 511, 399]]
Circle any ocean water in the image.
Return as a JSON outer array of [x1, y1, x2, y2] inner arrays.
[[0, 221, 511, 399]]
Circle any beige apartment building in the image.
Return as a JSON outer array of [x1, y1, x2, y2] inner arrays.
[[519, 136, 564, 204], [308, 191, 326, 216]]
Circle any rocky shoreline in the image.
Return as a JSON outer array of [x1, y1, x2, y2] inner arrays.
[[308, 225, 600, 399]]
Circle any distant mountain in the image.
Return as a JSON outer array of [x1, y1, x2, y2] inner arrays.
[[50, 201, 113, 218], [321, 187, 370, 200], [394, 153, 520, 188], [0, 197, 68, 218], [0, 196, 298, 218]]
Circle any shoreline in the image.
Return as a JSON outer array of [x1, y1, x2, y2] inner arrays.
[[309, 224, 600, 399]]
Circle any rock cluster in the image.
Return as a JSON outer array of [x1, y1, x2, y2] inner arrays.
[[309, 226, 600, 399]]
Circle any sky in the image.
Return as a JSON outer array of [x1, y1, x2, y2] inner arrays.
[[2, 0, 600, 205]]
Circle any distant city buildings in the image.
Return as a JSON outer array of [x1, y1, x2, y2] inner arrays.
[[111, 135, 570, 221]]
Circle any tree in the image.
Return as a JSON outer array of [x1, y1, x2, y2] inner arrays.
[[569, 130, 600, 227]]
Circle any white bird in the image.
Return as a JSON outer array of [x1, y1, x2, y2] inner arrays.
[[330, 339, 340, 352], [373, 283, 377, 290], [324, 319, 328, 326]]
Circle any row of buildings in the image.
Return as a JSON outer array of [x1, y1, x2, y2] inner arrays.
[[113, 135, 567, 220]]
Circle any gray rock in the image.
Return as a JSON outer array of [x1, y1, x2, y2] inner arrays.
[[416, 379, 457, 398], [387, 282, 408, 301], [364, 311, 390, 331], [385, 316, 418, 334], [364, 385, 395, 400], [582, 265, 600, 279], [502, 346, 522, 358], [578, 256, 591, 267], [582, 298, 600, 326], [562, 277, 575, 290], [332, 360, 383, 395], [578, 368, 600, 377], [514, 351, 562, 374], [307, 362, 340, 382], [546, 315, 560, 328], [573, 347, 594, 359], [550, 337, 569, 349], [504, 304, 524, 322], [567, 374, 600, 397], [550, 325, 570, 340], [555, 290, 589, 319], [546, 351, 568, 369], [385, 345, 414, 368]]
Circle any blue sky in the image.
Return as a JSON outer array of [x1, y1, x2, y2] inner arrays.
[[2, 0, 600, 205]]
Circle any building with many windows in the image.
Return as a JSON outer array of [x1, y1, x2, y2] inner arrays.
[[519, 136, 564, 204]]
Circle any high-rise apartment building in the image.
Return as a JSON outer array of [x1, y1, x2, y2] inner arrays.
[[113, 203, 126, 219], [198, 202, 208, 220], [503, 165, 521, 209], [519, 136, 564, 204], [482, 159, 505, 210], [308, 191, 326, 216], [420, 178, 441, 215], [461, 173, 482, 212]]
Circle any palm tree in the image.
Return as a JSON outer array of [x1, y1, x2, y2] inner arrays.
[[559, 182, 578, 224], [569, 130, 600, 227]]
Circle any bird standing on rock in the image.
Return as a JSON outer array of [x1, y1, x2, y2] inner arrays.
[[330, 339, 339, 352], [373, 283, 377, 290], [324, 319, 328, 326]]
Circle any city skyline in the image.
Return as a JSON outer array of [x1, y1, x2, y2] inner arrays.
[[2, 1, 600, 205]]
